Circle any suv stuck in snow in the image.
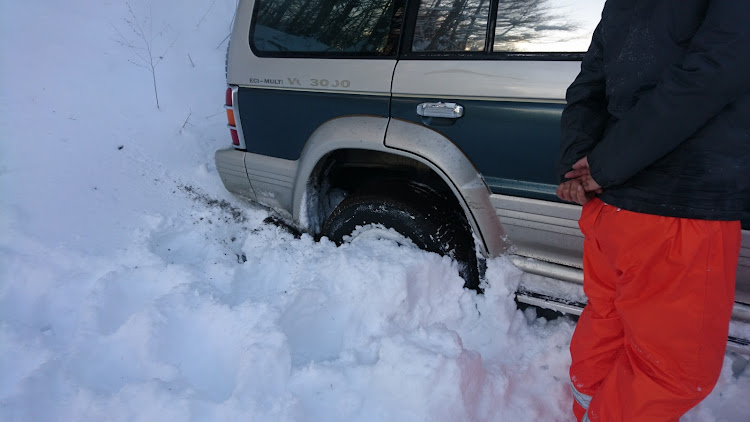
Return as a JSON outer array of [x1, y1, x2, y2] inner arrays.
[[216, 0, 750, 353]]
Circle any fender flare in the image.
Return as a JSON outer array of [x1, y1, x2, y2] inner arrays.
[[292, 116, 508, 257]]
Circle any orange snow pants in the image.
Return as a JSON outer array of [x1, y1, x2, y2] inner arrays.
[[570, 199, 741, 422]]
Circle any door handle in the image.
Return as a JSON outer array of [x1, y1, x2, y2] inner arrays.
[[416, 102, 464, 119]]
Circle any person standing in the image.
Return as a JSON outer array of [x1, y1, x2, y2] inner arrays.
[[556, 1, 750, 421]]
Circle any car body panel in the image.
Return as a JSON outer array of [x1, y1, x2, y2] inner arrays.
[[218, 0, 750, 324], [237, 87, 390, 160]]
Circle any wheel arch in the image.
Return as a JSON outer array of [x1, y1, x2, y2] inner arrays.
[[291, 116, 508, 257]]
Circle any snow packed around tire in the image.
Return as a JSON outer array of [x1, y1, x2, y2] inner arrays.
[[322, 180, 480, 288]]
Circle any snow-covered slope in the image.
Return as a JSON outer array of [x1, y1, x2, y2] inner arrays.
[[1, 1, 748, 421]]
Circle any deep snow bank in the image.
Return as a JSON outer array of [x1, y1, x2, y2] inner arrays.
[[1, 1, 748, 421]]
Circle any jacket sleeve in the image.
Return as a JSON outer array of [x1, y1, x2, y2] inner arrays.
[[557, 22, 609, 183], [588, 0, 750, 188]]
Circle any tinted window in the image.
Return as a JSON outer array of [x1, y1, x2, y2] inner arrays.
[[412, 0, 491, 52], [493, 0, 605, 53], [252, 0, 400, 55]]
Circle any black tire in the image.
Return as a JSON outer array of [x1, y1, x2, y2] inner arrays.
[[321, 180, 480, 290]]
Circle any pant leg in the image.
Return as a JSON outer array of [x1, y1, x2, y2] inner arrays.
[[584, 208, 741, 422], [570, 199, 625, 420]]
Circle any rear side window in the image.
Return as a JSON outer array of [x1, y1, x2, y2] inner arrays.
[[493, 0, 604, 53], [251, 0, 402, 56], [411, 0, 604, 55], [412, 0, 491, 52]]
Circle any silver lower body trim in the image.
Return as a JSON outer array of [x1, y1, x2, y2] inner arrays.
[[512, 256, 750, 356]]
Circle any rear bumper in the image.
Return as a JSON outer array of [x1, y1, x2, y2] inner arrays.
[[215, 148, 256, 201], [215, 148, 298, 216]]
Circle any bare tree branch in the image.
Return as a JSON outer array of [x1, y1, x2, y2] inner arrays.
[[180, 109, 194, 134], [196, 0, 218, 29], [113, 2, 177, 109]]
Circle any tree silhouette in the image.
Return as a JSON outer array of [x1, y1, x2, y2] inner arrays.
[[414, 0, 490, 51], [413, 0, 578, 52], [493, 0, 578, 51], [255, 0, 399, 53]]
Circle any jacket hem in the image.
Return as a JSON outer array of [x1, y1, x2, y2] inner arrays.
[[597, 192, 744, 221]]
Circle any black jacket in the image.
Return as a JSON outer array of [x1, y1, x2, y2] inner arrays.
[[558, 0, 750, 222]]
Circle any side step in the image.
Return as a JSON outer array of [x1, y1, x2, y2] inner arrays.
[[512, 256, 750, 356], [516, 290, 750, 356]]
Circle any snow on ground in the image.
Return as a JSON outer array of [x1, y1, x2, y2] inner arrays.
[[1, 1, 748, 421]]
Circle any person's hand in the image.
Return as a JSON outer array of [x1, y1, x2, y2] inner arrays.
[[564, 156, 603, 195], [556, 178, 594, 205], [576, 174, 602, 194], [564, 156, 592, 179], [557, 156, 603, 205]]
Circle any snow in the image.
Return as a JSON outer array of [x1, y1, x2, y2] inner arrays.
[[1, 1, 748, 421]]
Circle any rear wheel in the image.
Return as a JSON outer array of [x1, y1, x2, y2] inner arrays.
[[321, 180, 480, 290]]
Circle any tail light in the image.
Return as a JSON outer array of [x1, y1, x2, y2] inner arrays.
[[225, 87, 242, 147]]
